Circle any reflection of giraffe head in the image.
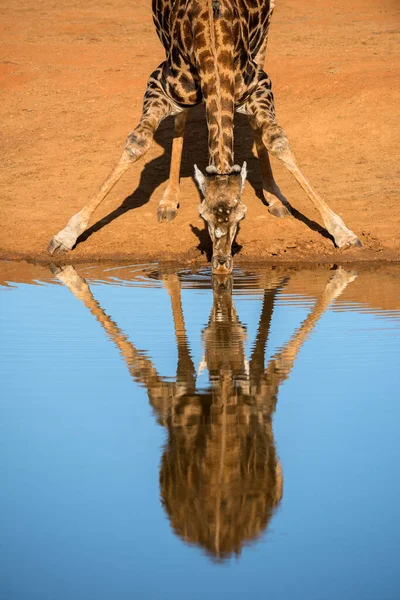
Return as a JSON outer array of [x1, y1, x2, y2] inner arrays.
[[203, 275, 248, 381], [195, 164, 247, 274], [159, 275, 282, 561]]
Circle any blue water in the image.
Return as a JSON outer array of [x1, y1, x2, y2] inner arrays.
[[1, 262, 399, 600]]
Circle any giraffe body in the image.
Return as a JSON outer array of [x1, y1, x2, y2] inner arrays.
[[48, 0, 361, 273], [152, 0, 274, 171]]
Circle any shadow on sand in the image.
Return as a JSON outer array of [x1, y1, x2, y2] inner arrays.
[[76, 106, 333, 253]]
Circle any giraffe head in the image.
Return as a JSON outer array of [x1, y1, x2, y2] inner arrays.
[[194, 163, 247, 274]]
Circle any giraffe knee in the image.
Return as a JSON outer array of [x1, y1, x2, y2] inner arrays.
[[263, 128, 290, 156], [125, 129, 152, 160]]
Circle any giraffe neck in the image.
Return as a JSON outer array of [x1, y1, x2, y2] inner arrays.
[[192, 0, 236, 173]]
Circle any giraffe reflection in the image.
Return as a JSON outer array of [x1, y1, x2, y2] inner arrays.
[[53, 265, 356, 561], [161, 275, 284, 560]]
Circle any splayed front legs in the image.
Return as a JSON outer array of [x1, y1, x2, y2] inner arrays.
[[244, 76, 361, 249], [269, 140, 361, 248], [48, 67, 177, 255], [48, 151, 135, 254]]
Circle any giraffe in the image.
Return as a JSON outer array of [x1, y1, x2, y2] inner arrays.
[[48, 0, 361, 273], [53, 263, 357, 559]]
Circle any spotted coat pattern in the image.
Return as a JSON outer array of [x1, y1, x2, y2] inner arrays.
[[151, 0, 276, 172], [47, 0, 362, 263]]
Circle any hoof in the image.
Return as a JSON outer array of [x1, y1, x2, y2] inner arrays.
[[51, 264, 89, 294], [49, 264, 63, 276], [337, 236, 362, 250], [157, 205, 177, 222], [47, 237, 72, 255], [268, 202, 291, 218]]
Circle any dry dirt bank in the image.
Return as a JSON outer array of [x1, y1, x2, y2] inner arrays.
[[1, 0, 399, 264]]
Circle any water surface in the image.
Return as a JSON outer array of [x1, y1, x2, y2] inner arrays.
[[1, 262, 399, 600]]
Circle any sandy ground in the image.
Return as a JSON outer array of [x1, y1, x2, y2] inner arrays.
[[1, 0, 399, 266]]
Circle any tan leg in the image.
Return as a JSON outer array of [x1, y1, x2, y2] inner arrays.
[[162, 272, 196, 384], [249, 116, 291, 218], [48, 67, 175, 255], [51, 265, 166, 393], [158, 111, 188, 222], [266, 267, 358, 380], [244, 74, 361, 249], [48, 151, 137, 254], [267, 133, 361, 248]]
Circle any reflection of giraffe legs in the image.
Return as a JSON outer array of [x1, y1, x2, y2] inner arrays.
[[249, 276, 289, 381], [48, 66, 176, 255], [158, 111, 188, 222], [249, 116, 291, 218], [265, 267, 358, 386], [51, 263, 360, 561], [51, 265, 196, 409], [51, 265, 162, 387], [162, 272, 196, 387], [243, 77, 361, 248]]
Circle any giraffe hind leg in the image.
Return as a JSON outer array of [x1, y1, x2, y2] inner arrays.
[[157, 110, 188, 222], [48, 67, 175, 255], [248, 115, 291, 218]]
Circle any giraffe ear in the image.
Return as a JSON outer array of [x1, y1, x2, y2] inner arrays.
[[194, 164, 206, 196], [240, 161, 247, 192]]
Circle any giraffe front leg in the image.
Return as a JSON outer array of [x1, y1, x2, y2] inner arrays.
[[48, 67, 175, 255], [157, 110, 188, 222], [48, 150, 135, 255], [266, 130, 361, 248], [243, 75, 361, 249]]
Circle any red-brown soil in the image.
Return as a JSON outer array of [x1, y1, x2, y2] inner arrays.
[[1, 0, 399, 266]]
